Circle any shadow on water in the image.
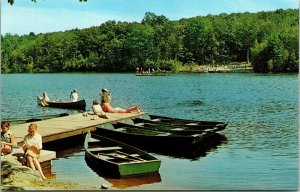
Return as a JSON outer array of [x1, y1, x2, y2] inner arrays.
[[142, 133, 228, 160], [176, 100, 205, 107]]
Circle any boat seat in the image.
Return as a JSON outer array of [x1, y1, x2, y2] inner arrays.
[[151, 119, 160, 122], [157, 133, 171, 136], [115, 128, 127, 132], [88, 138, 101, 143], [186, 123, 199, 126], [171, 128, 184, 131], [89, 146, 122, 152], [129, 154, 140, 157], [191, 134, 202, 137], [134, 123, 144, 126]]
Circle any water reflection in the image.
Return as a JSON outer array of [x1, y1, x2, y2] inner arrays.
[[176, 100, 205, 107], [43, 167, 57, 180], [146, 133, 228, 160], [104, 172, 161, 189]]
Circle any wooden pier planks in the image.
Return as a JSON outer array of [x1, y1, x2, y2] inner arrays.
[[11, 112, 146, 145]]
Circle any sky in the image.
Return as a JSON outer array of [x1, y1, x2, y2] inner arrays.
[[1, 0, 299, 35]]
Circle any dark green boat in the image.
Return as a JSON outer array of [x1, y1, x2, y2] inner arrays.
[[133, 114, 228, 131], [116, 121, 220, 136], [84, 131, 161, 178], [96, 122, 208, 151]]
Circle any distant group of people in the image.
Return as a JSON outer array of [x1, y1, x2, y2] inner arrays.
[[136, 67, 156, 74], [1, 121, 47, 180], [92, 88, 141, 118]]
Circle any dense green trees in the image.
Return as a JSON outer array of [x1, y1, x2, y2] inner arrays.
[[1, 9, 298, 73]]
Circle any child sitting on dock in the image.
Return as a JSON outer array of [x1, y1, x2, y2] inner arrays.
[[92, 100, 109, 119], [1, 121, 15, 155], [100, 88, 141, 113], [22, 123, 47, 180]]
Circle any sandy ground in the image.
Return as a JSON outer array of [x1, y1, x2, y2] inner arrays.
[[1, 155, 111, 191]]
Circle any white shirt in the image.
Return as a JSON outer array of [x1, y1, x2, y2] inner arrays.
[[24, 133, 42, 149], [71, 92, 79, 102], [92, 104, 103, 114]]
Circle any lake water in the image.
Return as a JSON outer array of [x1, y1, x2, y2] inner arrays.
[[1, 72, 298, 190]]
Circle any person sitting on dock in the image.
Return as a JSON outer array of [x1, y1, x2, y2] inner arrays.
[[22, 123, 47, 180], [70, 89, 79, 102], [100, 88, 141, 113], [1, 121, 15, 155], [92, 100, 109, 119]]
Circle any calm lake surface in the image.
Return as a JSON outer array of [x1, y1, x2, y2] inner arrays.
[[1, 73, 298, 190]]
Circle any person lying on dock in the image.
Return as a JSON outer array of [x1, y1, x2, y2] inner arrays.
[[92, 100, 109, 119], [1, 121, 15, 155], [100, 88, 141, 113], [22, 123, 47, 180]]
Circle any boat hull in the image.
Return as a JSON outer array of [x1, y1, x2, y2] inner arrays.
[[84, 132, 161, 178], [96, 123, 204, 151], [137, 114, 228, 131], [37, 96, 86, 110], [115, 121, 220, 136]]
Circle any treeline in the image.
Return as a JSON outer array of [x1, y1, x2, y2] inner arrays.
[[1, 9, 298, 73]]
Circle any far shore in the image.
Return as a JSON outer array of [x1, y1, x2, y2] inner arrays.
[[178, 64, 253, 73]]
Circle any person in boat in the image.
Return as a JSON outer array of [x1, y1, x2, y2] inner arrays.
[[70, 89, 79, 102], [41, 92, 50, 106], [1, 121, 15, 155], [100, 88, 141, 113], [92, 100, 109, 119], [22, 123, 47, 180]]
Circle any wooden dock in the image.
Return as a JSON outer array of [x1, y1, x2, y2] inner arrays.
[[12, 112, 147, 145]]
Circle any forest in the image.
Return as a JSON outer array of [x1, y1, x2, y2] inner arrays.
[[1, 8, 298, 73]]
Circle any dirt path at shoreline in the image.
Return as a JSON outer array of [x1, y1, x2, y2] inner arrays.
[[1, 155, 108, 190]]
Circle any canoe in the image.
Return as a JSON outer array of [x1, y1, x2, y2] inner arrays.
[[2, 113, 69, 125], [84, 131, 161, 178], [95, 123, 208, 151], [135, 114, 228, 130], [37, 96, 86, 110]]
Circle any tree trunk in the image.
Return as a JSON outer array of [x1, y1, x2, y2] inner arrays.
[[247, 49, 250, 64]]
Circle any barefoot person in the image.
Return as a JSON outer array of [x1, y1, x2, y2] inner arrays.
[[22, 123, 47, 180], [1, 121, 15, 155], [100, 88, 141, 113]]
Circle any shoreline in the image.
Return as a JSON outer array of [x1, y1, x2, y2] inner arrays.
[[1, 155, 111, 190]]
